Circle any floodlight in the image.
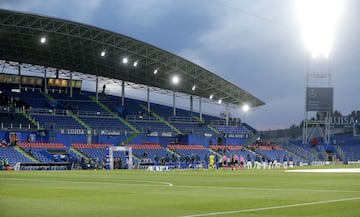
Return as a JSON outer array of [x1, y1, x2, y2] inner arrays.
[[133, 61, 138, 67], [153, 69, 158, 74], [192, 85, 196, 91], [172, 75, 179, 85], [218, 99, 222, 104], [40, 37, 46, 44], [209, 94, 213, 100], [100, 51, 106, 57], [297, 0, 343, 58], [122, 57, 128, 64], [242, 104, 250, 112]]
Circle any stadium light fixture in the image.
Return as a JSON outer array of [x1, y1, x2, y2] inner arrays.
[[100, 51, 106, 57], [296, 0, 343, 58], [40, 36, 46, 44], [172, 75, 180, 85], [122, 57, 128, 64], [242, 104, 250, 112]]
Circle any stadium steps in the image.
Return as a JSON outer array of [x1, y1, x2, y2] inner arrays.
[[123, 133, 141, 144], [281, 145, 308, 162], [20, 109, 41, 130], [89, 96, 140, 144], [42, 92, 57, 103], [243, 134, 257, 147], [89, 96, 140, 133], [139, 104, 182, 135], [67, 111, 91, 130], [208, 148, 222, 157], [165, 147, 180, 157], [191, 115, 220, 134], [42, 92, 88, 128], [14, 146, 39, 162], [42, 92, 90, 130], [69, 146, 90, 161]]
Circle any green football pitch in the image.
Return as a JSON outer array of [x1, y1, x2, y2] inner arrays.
[[1, 168, 360, 217]]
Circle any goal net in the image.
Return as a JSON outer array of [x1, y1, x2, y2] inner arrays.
[[107, 146, 133, 169]]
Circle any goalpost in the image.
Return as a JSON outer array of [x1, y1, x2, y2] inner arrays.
[[107, 146, 133, 170]]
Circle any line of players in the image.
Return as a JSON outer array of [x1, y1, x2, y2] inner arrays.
[[209, 154, 294, 170]]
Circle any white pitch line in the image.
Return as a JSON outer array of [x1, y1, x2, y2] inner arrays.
[[179, 196, 360, 217], [173, 184, 360, 193], [285, 168, 360, 173], [0, 177, 173, 187]]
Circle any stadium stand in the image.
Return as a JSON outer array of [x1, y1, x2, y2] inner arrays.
[[0, 146, 33, 166], [0, 108, 35, 130], [30, 113, 85, 130], [4, 9, 360, 172], [5, 78, 359, 170]]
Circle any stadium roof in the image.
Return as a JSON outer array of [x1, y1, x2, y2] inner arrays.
[[0, 9, 265, 108]]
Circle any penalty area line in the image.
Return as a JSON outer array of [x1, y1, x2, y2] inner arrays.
[[179, 196, 360, 217]]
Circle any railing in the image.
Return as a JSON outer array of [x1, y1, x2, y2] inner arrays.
[[210, 119, 241, 126], [335, 145, 346, 160], [29, 108, 111, 117], [29, 108, 66, 115], [0, 122, 33, 130], [168, 116, 198, 123], [126, 115, 157, 121], [77, 110, 111, 117]]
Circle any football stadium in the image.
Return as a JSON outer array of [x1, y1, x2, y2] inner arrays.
[[1, 7, 360, 217]]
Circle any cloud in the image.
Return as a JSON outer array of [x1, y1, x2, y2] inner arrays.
[[117, 0, 173, 26], [175, 1, 311, 130], [0, 0, 103, 24], [113, 0, 197, 27]]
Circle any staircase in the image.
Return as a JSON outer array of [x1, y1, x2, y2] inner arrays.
[[191, 115, 220, 135], [14, 146, 39, 162], [89, 96, 140, 144], [139, 104, 182, 135], [67, 110, 91, 130]]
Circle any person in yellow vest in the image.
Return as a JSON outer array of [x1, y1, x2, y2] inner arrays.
[[209, 154, 215, 169]]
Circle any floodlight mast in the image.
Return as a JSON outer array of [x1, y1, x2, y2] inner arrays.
[[297, 0, 342, 145]]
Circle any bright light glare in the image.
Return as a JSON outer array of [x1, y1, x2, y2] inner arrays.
[[172, 75, 179, 85], [242, 104, 250, 112], [297, 0, 343, 58], [100, 51, 106, 57], [40, 37, 46, 44], [122, 57, 128, 64]]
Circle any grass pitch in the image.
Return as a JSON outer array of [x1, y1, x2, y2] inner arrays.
[[1, 168, 360, 217]]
